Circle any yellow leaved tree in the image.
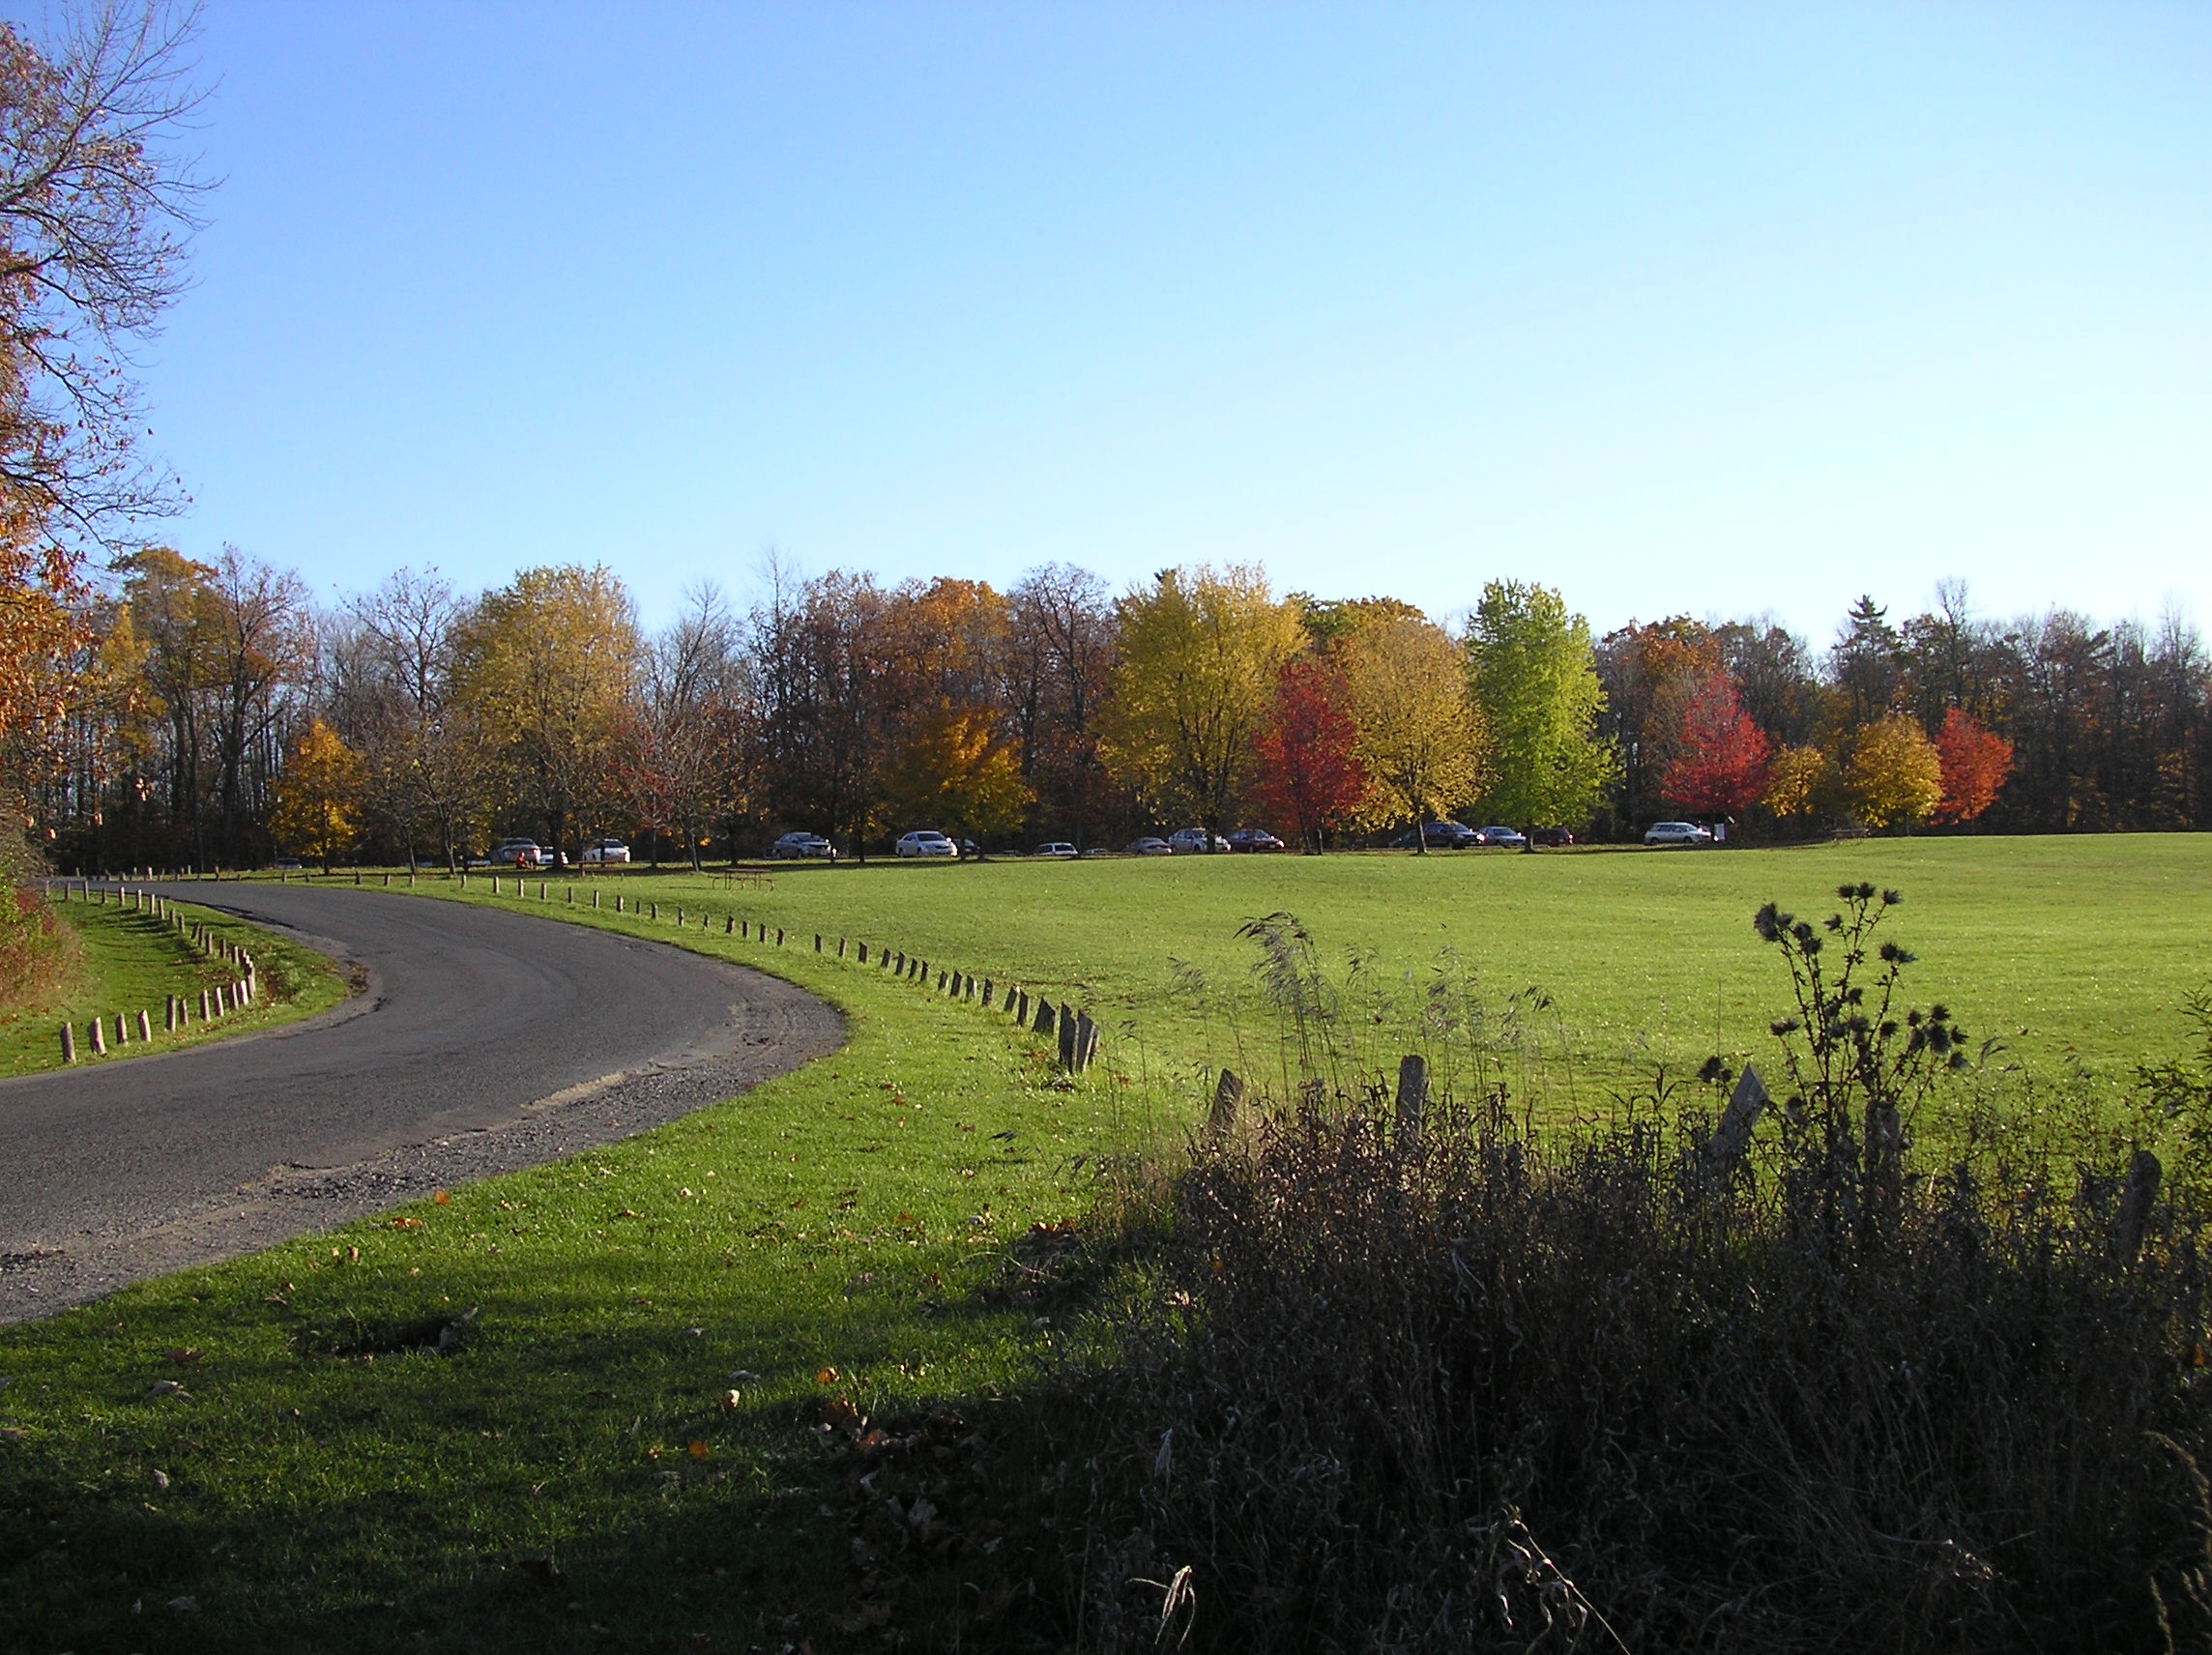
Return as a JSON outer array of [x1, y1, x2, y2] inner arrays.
[[1341, 613, 1488, 842], [1099, 566, 1305, 847], [270, 717, 364, 872], [1848, 713, 1943, 831]]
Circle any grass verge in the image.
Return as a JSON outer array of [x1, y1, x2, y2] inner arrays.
[[0, 885, 1130, 1651], [0, 891, 351, 1079]]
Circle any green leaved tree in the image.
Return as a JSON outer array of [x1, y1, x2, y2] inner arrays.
[[1465, 581, 1617, 830]]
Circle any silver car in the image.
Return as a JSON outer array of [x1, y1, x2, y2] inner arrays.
[[1644, 821, 1713, 847], [895, 830, 957, 857]]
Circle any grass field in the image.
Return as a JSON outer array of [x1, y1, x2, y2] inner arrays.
[[0, 891, 351, 1079], [588, 833, 2212, 1103], [0, 835, 2205, 1650]]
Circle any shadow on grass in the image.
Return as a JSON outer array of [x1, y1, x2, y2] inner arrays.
[[0, 1240, 1084, 1654]]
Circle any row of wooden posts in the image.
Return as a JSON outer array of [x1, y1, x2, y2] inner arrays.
[[462, 874, 1106, 1074], [47, 883, 258, 1064]]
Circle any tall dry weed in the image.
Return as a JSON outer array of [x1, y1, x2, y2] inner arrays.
[[1045, 886, 2212, 1653]]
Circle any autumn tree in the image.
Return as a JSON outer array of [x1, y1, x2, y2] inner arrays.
[[452, 565, 639, 862], [879, 707, 1032, 844], [1848, 712, 1943, 831], [1762, 744, 1828, 822], [1660, 671, 1771, 818], [1466, 581, 1615, 830], [1594, 617, 1723, 827], [1250, 657, 1367, 853], [1099, 566, 1304, 849], [1930, 707, 2012, 827], [269, 717, 363, 872], [1341, 613, 1486, 845]]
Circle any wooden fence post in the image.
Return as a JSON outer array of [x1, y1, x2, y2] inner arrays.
[[1207, 1069, 1243, 1142], [90, 1019, 106, 1056], [60, 1024, 75, 1064], [1699, 1066, 1770, 1188], [1394, 1054, 1429, 1151], [2116, 1149, 2164, 1263]]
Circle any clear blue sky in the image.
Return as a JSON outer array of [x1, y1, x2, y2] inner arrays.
[[38, 1, 2212, 644]]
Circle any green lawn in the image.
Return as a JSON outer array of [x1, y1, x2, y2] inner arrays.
[[578, 833, 2212, 1103], [0, 891, 350, 1079], [0, 835, 2205, 1651]]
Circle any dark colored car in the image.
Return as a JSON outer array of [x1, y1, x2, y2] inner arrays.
[[1392, 821, 1479, 850], [1225, 828, 1287, 853], [1528, 827, 1576, 848]]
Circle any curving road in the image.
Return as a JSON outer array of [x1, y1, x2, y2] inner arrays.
[[0, 886, 843, 1323]]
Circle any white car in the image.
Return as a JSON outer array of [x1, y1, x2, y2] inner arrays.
[[494, 839, 548, 868], [581, 838, 630, 864], [770, 832, 835, 860], [1033, 841, 1078, 858], [1168, 827, 1228, 854], [895, 830, 957, 857], [1644, 821, 1713, 847]]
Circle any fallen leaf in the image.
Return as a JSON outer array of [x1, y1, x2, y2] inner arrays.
[[151, 1468, 170, 1490], [814, 1366, 839, 1384], [687, 1440, 710, 1460], [167, 1595, 198, 1612], [162, 1348, 201, 1365], [0, 1427, 27, 1442], [433, 1190, 451, 1206], [719, 1389, 743, 1411], [145, 1379, 189, 1399], [390, 1217, 423, 1231]]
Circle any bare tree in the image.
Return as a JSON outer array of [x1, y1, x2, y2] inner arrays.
[[0, 1, 211, 551]]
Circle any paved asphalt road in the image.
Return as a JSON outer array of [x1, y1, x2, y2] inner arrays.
[[0, 885, 843, 1322]]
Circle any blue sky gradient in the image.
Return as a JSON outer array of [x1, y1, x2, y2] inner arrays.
[[34, 1, 2212, 643]]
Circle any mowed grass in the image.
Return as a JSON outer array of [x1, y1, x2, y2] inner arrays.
[[0, 893, 350, 1079], [0, 894, 1124, 1652], [602, 833, 2212, 1101], [0, 835, 2205, 1651]]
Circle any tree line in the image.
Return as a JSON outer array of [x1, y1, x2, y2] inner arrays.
[[21, 552, 2212, 872]]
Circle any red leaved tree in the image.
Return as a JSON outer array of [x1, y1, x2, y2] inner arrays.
[[1931, 707, 2012, 826], [1250, 657, 1367, 853], [1660, 671, 1770, 817]]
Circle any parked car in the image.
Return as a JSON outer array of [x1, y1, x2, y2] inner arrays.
[[1392, 821, 1480, 850], [581, 837, 630, 864], [1125, 836, 1173, 857], [955, 839, 980, 858], [494, 839, 547, 868], [895, 830, 957, 857], [770, 831, 835, 860], [1168, 827, 1229, 854], [1528, 827, 1576, 848], [1033, 841, 1079, 858], [1644, 821, 1714, 847], [273, 857, 302, 872], [1226, 828, 1287, 853], [1475, 826, 1528, 849]]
